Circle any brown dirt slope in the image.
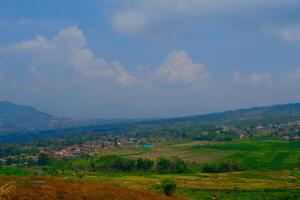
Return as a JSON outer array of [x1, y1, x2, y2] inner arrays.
[[0, 177, 179, 200]]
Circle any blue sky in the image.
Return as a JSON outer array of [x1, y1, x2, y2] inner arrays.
[[1, 0, 300, 119]]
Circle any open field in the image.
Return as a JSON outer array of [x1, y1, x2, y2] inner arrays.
[[94, 140, 300, 171], [191, 140, 300, 170], [77, 140, 300, 199], [0, 139, 299, 199], [94, 141, 234, 164], [0, 176, 178, 200], [0, 170, 299, 200], [82, 171, 300, 191], [81, 170, 300, 199], [0, 171, 300, 200]]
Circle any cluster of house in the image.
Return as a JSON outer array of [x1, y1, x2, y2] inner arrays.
[[0, 154, 39, 167], [214, 122, 300, 141], [52, 136, 144, 158], [251, 122, 300, 141]]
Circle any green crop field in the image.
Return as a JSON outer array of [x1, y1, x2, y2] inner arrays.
[[97, 140, 300, 171], [191, 140, 300, 171], [1, 139, 300, 199], [72, 139, 300, 199]]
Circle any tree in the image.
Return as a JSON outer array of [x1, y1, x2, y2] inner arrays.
[[162, 179, 176, 196], [202, 161, 243, 173], [156, 158, 170, 174], [170, 157, 188, 173], [136, 158, 154, 171], [77, 171, 85, 180], [37, 153, 51, 166]]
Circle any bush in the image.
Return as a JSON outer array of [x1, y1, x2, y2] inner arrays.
[[155, 158, 170, 174], [112, 157, 136, 171], [38, 153, 52, 166], [136, 158, 154, 171], [71, 160, 90, 171], [162, 179, 176, 196], [202, 161, 243, 173], [170, 157, 189, 173], [156, 157, 189, 174], [93, 156, 137, 172]]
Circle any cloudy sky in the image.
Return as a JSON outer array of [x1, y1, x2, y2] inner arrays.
[[0, 0, 300, 119]]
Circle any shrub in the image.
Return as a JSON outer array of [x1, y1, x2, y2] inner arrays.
[[92, 156, 137, 172], [170, 157, 189, 173], [155, 157, 189, 174], [155, 158, 170, 174], [202, 161, 243, 173], [37, 153, 52, 166], [162, 179, 176, 196], [136, 158, 154, 171]]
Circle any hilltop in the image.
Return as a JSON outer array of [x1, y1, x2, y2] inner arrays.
[[0, 101, 55, 131]]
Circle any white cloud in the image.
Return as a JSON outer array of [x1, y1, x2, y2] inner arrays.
[[6, 35, 53, 53], [277, 25, 300, 43], [111, 0, 299, 35], [232, 71, 273, 87], [112, 11, 147, 35], [116, 65, 135, 85], [155, 50, 210, 83], [3, 26, 134, 86], [53, 26, 87, 49]]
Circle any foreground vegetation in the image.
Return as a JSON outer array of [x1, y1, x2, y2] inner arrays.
[[0, 139, 300, 199]]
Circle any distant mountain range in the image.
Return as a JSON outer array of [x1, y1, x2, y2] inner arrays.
[[0, 101, 56, 131], [155, 103, 300, 127], [0, 101, 134, 133], [1, 101, 300, 133]]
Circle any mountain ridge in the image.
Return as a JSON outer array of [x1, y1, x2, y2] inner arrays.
[[1, 101, 300, 133], [0, 101, 55, 131]]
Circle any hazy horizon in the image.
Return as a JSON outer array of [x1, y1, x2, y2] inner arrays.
[[1, 0, 300, 118]]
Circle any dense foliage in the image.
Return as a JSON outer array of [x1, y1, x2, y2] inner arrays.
[[161, 179, 177, 196], [202, 161, 244, 173], [65, 156, 189, 174]]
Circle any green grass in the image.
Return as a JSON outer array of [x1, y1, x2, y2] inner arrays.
[[0, 166, 31, 177], [176, 188, 300, 200], [191, 140, 300, 171], [1, 139, 299, 199]]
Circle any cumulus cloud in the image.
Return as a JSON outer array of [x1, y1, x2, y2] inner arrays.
[[277, 25, 300, 43], [3, 26, 134, 86], [232, 71, 273, 87], [5, 35, 53, 53], [155, 50, 211, 83]]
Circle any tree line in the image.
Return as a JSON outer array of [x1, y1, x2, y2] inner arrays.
[[65, 155, 190, 174]]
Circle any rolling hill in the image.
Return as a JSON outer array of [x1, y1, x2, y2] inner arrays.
[[0, 101, 134, 133], [158, 103, 300, 125], [0, 101, 56, 131], [1, 100, 300, 135]]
